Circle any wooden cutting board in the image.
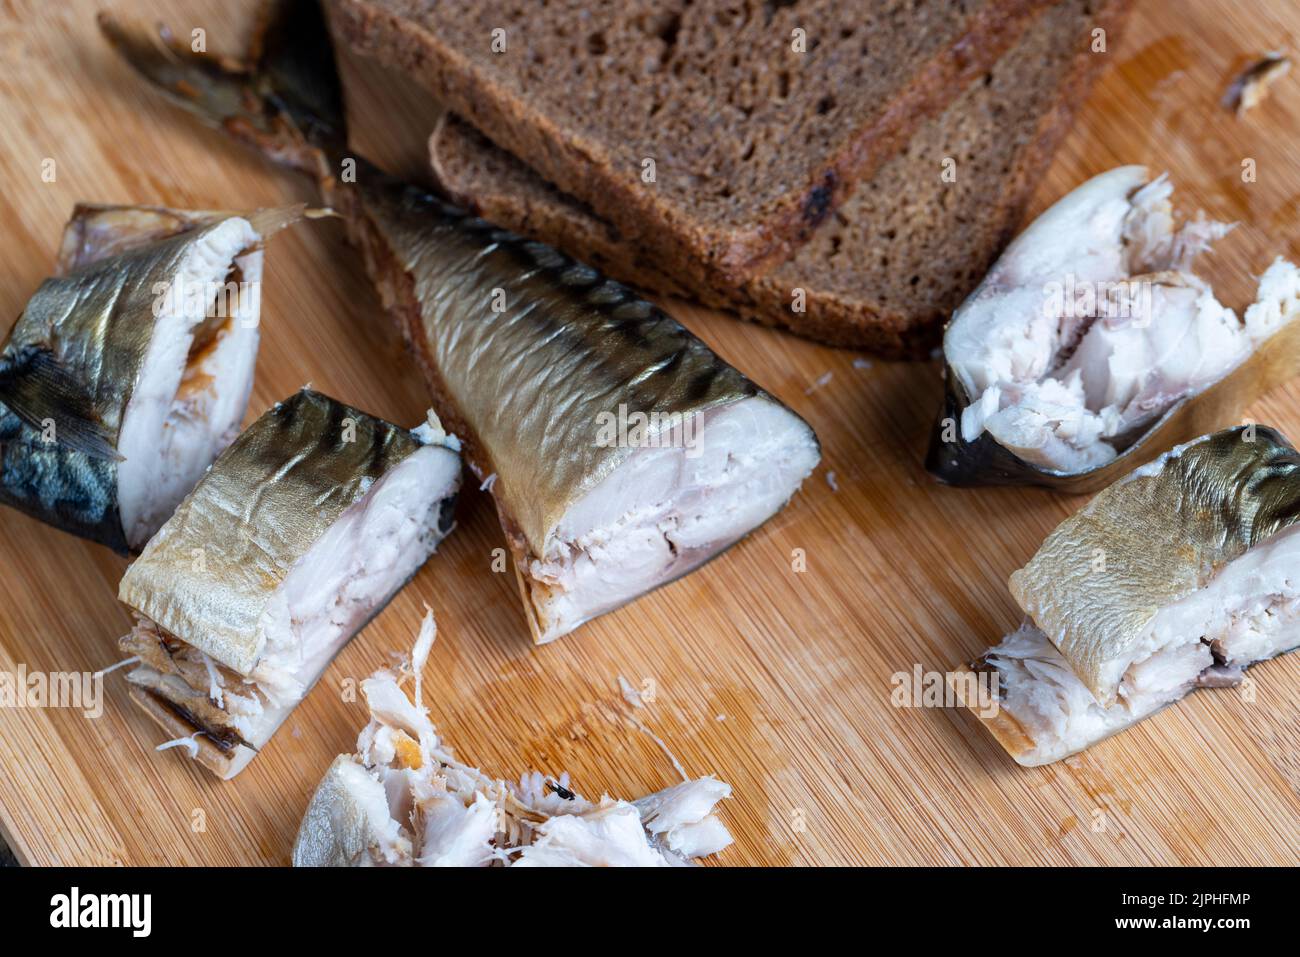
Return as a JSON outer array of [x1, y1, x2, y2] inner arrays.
[[0, 0, 1296, 866]]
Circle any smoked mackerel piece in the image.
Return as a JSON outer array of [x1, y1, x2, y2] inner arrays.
[[101, 0, 820, 643], [119, 388, 462, 779]]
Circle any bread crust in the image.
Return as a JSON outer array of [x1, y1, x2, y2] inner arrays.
[[337, 0, 1056, 291], [426, 0, 1133, 356]]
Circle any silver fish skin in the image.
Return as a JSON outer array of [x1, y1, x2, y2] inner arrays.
[[0, 203, 300, 552], [1010, 425, 1300, 703], [100, 1, 821, 643], [968, 425, 1300, 766], [119, 388, 462, 779]]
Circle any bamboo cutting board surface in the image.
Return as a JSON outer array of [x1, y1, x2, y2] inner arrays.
[[0, 0, 1297, 867]]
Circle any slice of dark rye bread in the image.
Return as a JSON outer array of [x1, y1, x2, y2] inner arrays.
[[336, 0, 1057, 290], [428, 0, 1132, 356]]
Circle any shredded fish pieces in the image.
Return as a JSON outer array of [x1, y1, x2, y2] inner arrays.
[[931, 166, 1300, 488], [293, 611, 733, 867]]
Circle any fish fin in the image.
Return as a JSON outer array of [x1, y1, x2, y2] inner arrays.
[[0, 347, 122, 461], [57, 204, 238, 273], [96, 12, 258, 133], [98, 0, 345, 176], [244, 203, 308, 241]]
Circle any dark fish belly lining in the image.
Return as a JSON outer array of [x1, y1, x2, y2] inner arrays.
[[121, 621, 264, 745], [345, 198, 495, 484], [96, 8, 818, 644]]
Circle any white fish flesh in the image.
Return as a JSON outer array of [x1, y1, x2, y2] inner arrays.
[[118, 390, 461, 779], [293, 611, 733, 866], [968, 426, 1300, 765], [933, 165, 1300, 482]]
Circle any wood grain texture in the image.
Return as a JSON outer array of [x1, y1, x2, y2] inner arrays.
[[0, 0, 1296, 866]]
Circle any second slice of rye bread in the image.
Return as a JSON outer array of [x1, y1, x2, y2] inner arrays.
[[429, 0, 1131, 357], [337, 0, 1056, 289]]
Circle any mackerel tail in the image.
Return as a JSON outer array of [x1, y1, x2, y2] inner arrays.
[[100, 0, 821, 644]]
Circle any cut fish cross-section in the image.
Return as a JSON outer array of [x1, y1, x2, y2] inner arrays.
[[117, 388, 461, 779], [0, 203, 306, 551], [964, 425, 1300, 765]]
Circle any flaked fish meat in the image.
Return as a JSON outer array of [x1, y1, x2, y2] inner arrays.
[[293, 610, 733, 866], [118, 389, 461, 779], [929, 166, 1300, 492], [100, 0, 820, 643], [0, 202, 304, 551]]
